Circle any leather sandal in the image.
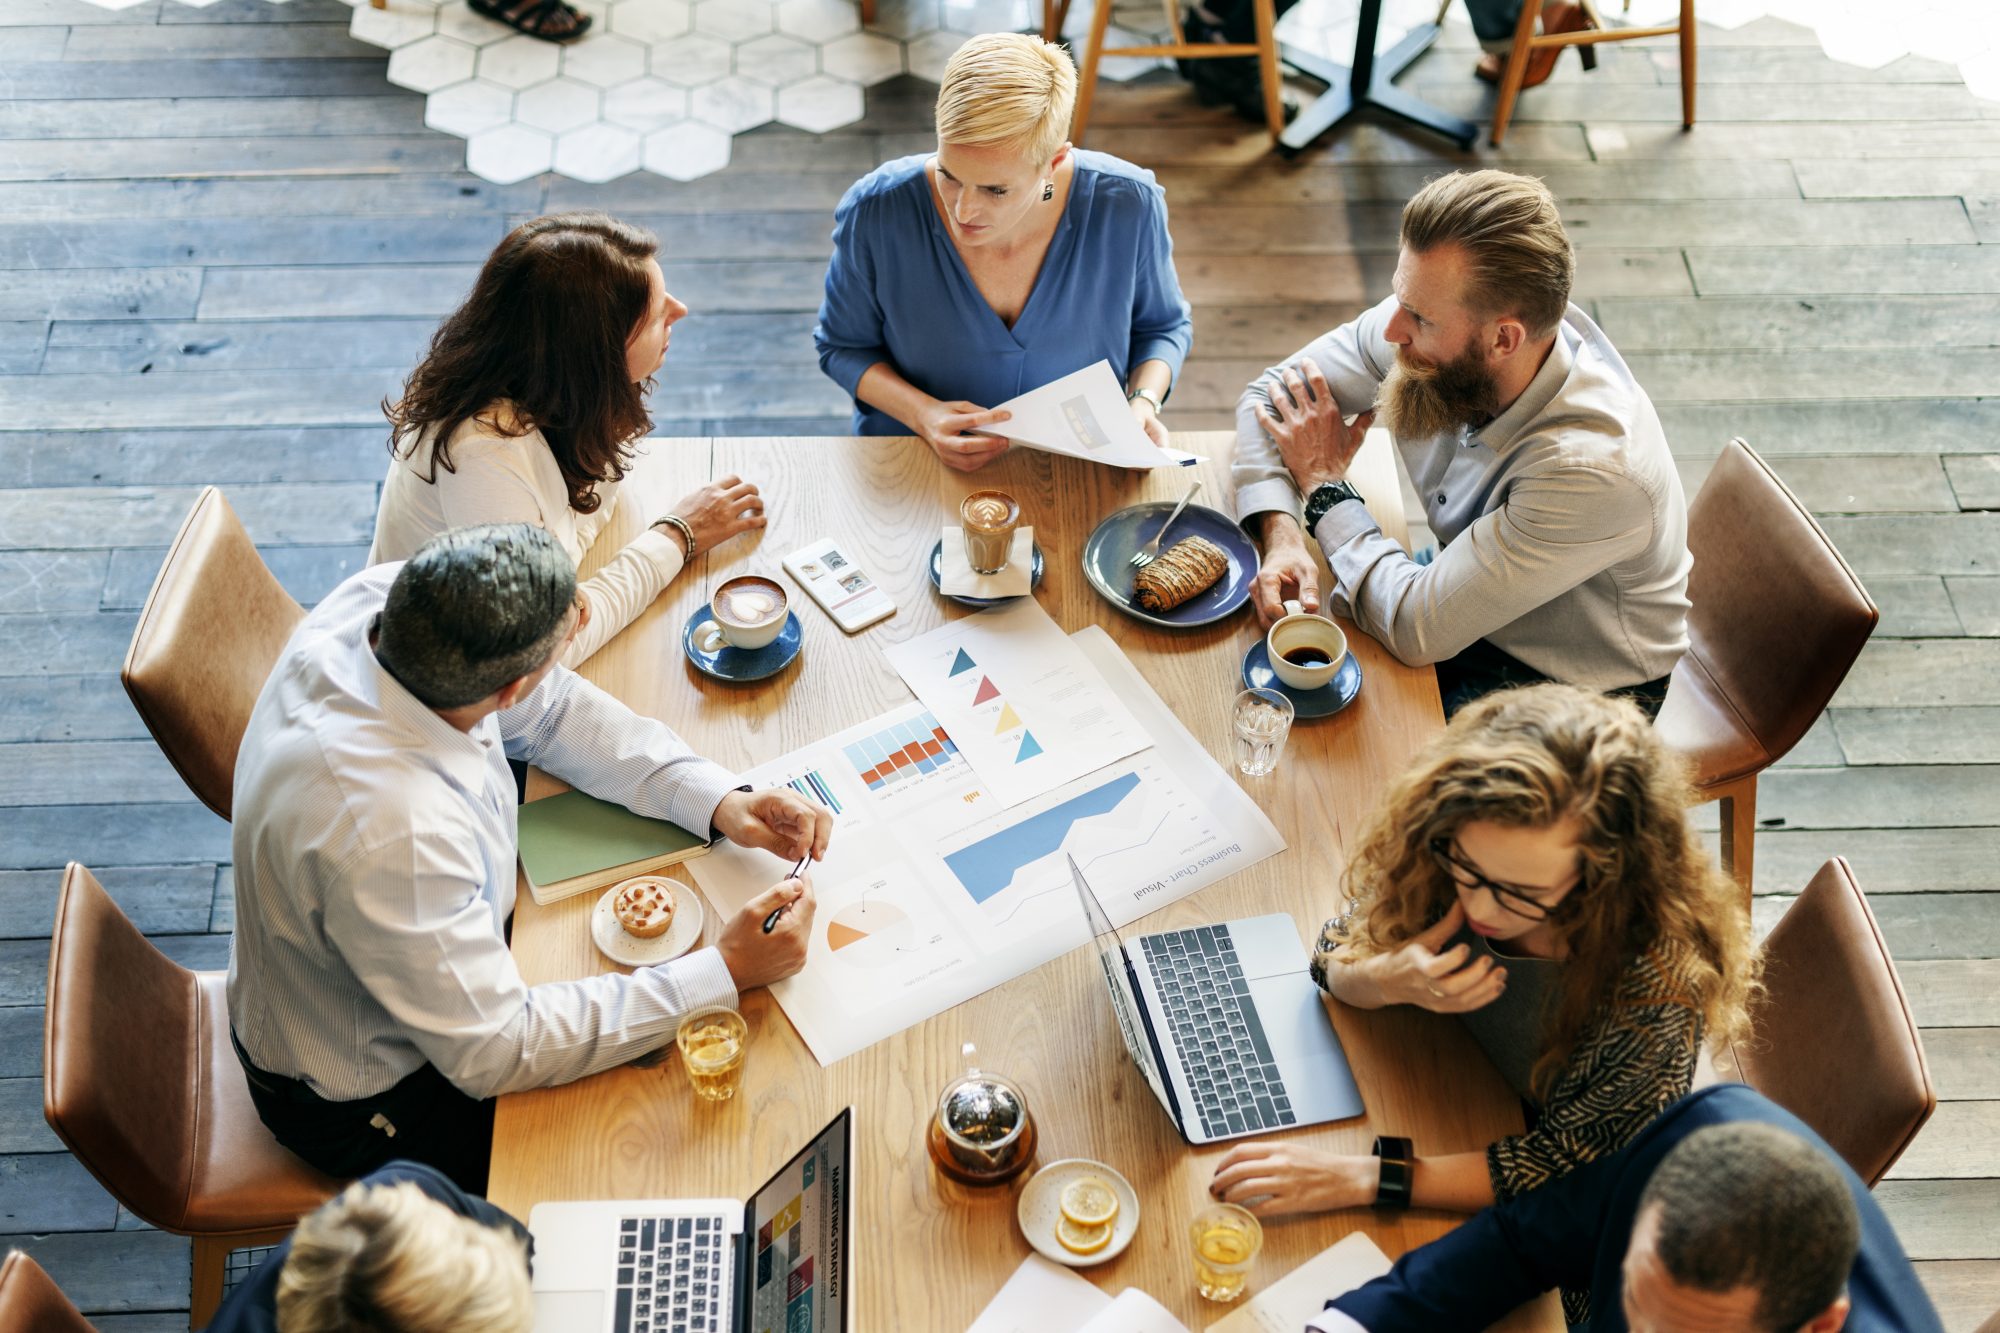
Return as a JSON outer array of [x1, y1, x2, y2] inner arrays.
[[1475, 0, 1597, 87], [468, 0, 593, 42]]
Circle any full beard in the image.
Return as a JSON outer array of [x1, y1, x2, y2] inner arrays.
[[1376, 343, 1502, 440]]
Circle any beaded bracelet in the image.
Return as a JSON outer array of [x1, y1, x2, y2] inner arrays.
[[655, 514, 696, 560]]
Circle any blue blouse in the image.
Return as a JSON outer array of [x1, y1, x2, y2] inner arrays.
[[813, 150, 1195, 435]]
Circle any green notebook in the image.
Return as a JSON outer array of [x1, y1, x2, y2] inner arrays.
[[516, 789, 709, 905]]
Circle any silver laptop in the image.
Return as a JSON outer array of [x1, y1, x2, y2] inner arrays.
[[1070, 855, 1364, 1145], [528, 1108, 853, 1333]]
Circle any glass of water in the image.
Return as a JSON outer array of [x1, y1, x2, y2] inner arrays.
[[1232, 688, 1294, 777]]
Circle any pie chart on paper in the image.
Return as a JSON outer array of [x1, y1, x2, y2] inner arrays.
[[825, 898, 916, 968]]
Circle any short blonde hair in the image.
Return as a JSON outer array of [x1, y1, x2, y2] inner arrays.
[[934, 32, 1077, 166], [276, 1180, 533, 1333], [1401, 170, 1574, 337]]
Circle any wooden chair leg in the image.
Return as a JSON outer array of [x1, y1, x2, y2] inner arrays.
[[1071, 0, 1116, 143], [860, 0, 875, 23], [1252, 0, 1285, 142], [190, 1238, 230, 1331], [1714, 774, 1757, 908], [1677, 0, 1696, 129], [1489, 0, 1541, 146]]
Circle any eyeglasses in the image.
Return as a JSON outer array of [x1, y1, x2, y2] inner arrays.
[[1427, 837, 1570, 923]]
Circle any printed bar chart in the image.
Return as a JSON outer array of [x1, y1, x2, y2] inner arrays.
[[784, 770, 843, 816], [841, 711, 962, 790]]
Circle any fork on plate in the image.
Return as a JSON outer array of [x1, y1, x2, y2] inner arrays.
[[1130, 480, 1203, 569]]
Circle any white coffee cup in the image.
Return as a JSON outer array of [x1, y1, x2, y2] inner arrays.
[[1266, 599, 1348, 691], [695, 575, 789, 653]]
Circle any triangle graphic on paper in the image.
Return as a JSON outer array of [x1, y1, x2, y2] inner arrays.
[[993, 703, 1022, 734], [949, 648, 977, 677], [1015, 732, 1043, 763], [827, 920, 869, 951], [972, 676, 1001, 705]]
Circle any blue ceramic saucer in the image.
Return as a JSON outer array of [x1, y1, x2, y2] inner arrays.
[[927, 538, 1045, 607], [682, 607, 802, 683], [1241, 639, 1362, 719], [1082, 502, 1256, 627]]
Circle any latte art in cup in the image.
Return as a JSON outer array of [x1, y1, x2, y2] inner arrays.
[[713, 575, 787, 627], [960, 489, 1022, 575]]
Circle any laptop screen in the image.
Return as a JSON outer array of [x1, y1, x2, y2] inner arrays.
[[1067, 855, 1176, 1121], [745, 1108, 852, 1333]]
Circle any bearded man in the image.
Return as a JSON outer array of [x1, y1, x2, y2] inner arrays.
[[1231, 170, 1690, 718]]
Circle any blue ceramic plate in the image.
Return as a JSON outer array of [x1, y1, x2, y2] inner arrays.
[[1242, 639, 1362, 719], [927, 538, 1045, 607], [681, 607, 802, 683], [1081, 502, 1258, 628]]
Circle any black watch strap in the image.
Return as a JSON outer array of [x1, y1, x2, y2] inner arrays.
[[1303, 481, 1363, 538], [1373, 1134, 1414, 1209]]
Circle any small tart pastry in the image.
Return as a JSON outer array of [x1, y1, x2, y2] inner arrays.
[[612, 877, 676, 940]]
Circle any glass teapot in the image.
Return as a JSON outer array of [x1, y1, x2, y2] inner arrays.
[[926, 1042, 1037, 1186]]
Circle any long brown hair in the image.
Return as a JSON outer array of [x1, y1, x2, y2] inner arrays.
[[384, 213, 658, 515], [1338, 684, 1756, 1098]]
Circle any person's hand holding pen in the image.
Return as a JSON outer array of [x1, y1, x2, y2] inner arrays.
[[717, 859, 817, 991]]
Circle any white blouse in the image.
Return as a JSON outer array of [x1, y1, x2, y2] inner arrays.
[[368, 408, 686, 667]]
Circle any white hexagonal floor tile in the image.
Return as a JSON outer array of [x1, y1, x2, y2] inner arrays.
[[350, 0, 438, 48], [434, 4, 517, 45], [820, 29, 904, 85], [465, 124, 554, 183], [603, 76, 691, 130], [693, 0, 773, 42], [554, 122, 643, 180], [478, 33, 564, 88], [903, 27, 967, 82], [516, 76, 603, 132], [735, 32, 818, 85], [776, 73, 863, 131], [690, 73, 776, 131], [642, 122, 733, 179], [937, 0, 1029, 33], [776, 0, 859, 43], [387, 34, 477, 92], [865, 0, 939, 39], [651, 31, 735, 84], [425, 77, 516, 134], [562, 32, 649, 85], [609, 0, 691, 42]]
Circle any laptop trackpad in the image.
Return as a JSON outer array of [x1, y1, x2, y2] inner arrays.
[[1250, 973, 1364, 1119], [533, 1290, 604, 1333]]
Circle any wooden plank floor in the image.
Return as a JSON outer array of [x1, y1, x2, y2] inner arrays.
[[1, 2, 1996, 1326]]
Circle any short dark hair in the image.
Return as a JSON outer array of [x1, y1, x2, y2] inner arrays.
[[374, 524, 577, 710], [1400, 170, 1574, 337], [1638, 1122, 1861, 1330]]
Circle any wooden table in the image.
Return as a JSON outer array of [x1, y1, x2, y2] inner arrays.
[[488, 431, 1560, 1331]]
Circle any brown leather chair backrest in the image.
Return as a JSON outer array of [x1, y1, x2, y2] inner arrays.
[[44, 864, 204, 1232], [0, 1251, 94, 1333], [122, 487, 303, 821], [1728, 858, 1934, 1186], [1657, 439, 1876, 785]]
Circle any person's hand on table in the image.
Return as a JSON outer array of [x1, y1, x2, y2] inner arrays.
[[713, 788, 833, 862], [1254, 361, 1374, 494], [1252, 513, 1322, 627], [1209, 1141, 1379, 1217], [1129, 394, 1170, 451], [661, 474, 764, 556], [916, 399, 1013, 472], [1355, 902, 1507, 1013], [717, 874, 816, 989]]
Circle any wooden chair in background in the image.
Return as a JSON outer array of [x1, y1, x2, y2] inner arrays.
[[1490, 0, 1695, 144], [1073, 0, 1287, 142]]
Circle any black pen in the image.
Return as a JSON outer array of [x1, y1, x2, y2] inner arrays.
[[762, 852, 812, 933]]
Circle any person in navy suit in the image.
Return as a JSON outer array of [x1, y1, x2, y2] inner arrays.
[[1310, 1084, 1942, 1333]]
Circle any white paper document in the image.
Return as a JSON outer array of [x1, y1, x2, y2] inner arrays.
[[1204, 1232, 1392, 1333], [687, 627, 1287, 1064], [883, 597, 1151, 809], [986, 361, 1202, 470], [968, 1255, 1188, 1333]]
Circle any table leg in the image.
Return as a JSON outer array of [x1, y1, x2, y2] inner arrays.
[[1277, 0, 1477, 153]]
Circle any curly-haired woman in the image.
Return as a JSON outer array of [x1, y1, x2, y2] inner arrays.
[[369, 213, 764, 667], [1209, 684, 1756, 1322]]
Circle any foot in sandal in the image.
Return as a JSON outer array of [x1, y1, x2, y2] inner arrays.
[[470, 0, 593, 42]]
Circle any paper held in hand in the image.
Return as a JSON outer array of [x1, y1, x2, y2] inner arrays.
[[982, 361, 1203, 470], [1203, 1231, 1392, 1332]]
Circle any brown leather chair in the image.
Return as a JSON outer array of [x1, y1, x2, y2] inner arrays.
[[0, 1251, 95, 1333], [44, 864, 340, 1329], [122, 486, 303, 821], [1718, 858, 1934, 1187], [1654, 440, 1877, 894]]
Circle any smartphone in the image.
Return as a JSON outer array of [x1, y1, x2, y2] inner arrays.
[[782, 538, 896, 633]]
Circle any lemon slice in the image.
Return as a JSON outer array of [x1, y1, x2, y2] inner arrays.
[[1055, 1214, 1113, 1255], [1059, 1176, 1120, 1228]]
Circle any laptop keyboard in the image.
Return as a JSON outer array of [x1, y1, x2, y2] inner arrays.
[[614, 1215, 727, 1333], [1140, 926, 1298, 1138]]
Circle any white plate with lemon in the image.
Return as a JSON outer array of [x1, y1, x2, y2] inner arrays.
[[1016, 1159, 1140, 1268]]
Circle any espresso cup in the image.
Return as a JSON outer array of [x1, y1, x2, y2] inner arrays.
[[695, 575, 789, 653], [1266, 599, 1348, 691]]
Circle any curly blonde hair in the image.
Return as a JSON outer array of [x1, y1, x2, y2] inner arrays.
[[1338, 684, 1757, 1099]]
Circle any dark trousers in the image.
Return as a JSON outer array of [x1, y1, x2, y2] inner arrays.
[[1435, 638, 1671, 722], [233, 1031, 495, 1194]]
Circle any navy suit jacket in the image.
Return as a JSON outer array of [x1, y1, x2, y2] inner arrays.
[[203, 1160, 530, 1333], [1332, 1084, 1942, 1332]]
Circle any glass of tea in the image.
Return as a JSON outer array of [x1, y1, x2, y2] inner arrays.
[[1189, 1202, 1263, 1302], [676, 1006, 748, 1102], [926, 1042, 1037, 1185], [960, 489, 1022, 575]]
